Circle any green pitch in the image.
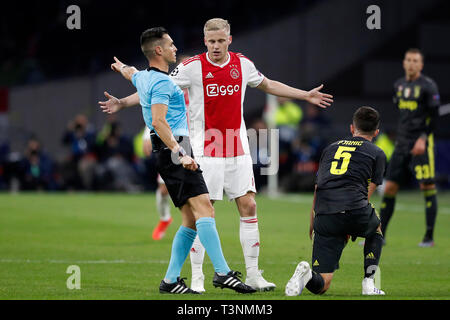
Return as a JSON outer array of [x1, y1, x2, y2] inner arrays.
[[1, 191, 449, 300]]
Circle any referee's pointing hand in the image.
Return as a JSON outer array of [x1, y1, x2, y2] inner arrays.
[[180, 155, 198, 171]]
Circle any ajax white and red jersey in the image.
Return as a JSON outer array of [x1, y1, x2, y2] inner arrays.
[[170, 51, 265, 158]]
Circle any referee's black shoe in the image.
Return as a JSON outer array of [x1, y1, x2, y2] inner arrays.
[[159, 277, 200, 294], [213, 270, 257, 294]]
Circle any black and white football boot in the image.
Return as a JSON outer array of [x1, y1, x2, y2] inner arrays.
[[213, 270, 257, 294], [159, 277, 201, 294]]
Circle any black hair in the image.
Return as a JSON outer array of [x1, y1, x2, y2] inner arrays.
[[140, 27, 169, 58], [352, 106, 380, 134]]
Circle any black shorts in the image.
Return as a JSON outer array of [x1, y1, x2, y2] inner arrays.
[[386, 134, 436, 185], [311, 204, 381, 274], [154, 136, 209, 208]]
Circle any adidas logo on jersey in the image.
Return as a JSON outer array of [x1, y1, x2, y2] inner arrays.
[[205, 72, 214, 79]]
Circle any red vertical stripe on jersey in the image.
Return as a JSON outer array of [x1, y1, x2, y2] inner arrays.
[[183, 88, 190, 130], [200, 52, 244, 157]]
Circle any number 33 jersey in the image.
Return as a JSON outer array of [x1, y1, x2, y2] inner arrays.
[[170, 52, 264, 158], [315, 136, 387, 214]]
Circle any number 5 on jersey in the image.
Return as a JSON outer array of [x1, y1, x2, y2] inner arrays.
[[330, 146, 356, 175]]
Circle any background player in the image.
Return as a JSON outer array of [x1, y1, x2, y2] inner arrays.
[[379, 48, 441, 247], [100, 18, 333, 292], [111, 26, 255, 294], [285, 106, 386, 296]]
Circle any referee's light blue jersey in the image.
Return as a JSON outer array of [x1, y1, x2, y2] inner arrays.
[[132, 67, 189, 137]]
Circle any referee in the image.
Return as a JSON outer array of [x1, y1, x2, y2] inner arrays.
[[380, 48, 441, 247], [106, 27, 255, 294]]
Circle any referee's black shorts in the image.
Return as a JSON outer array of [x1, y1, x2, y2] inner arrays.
[[311, 204, 381, 274], [154, 135, 209, 208]]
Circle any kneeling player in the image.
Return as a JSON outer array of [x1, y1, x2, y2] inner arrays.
[[286, 106, 387, 296]]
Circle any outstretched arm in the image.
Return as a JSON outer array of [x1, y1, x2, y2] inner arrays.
[[257, 77, 333, 109], [98, 57, 141, 113], [98, 91, 140, 114], [111, 56, 139, 82]]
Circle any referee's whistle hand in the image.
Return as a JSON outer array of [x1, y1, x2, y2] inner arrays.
[[180, 155, 198, 171]]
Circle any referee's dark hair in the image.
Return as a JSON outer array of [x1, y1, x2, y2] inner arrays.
[[353, 106, 380, 135], [140, 27, 169, 59]]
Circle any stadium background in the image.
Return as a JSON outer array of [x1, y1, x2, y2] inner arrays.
[[1, 0, 450, 303], [1, 0, 450, 193]]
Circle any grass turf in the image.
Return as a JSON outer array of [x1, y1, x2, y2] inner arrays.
[[0, 191, 449, 300]]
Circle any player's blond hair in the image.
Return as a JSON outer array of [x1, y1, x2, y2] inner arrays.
[[204, 18, 231, 36]]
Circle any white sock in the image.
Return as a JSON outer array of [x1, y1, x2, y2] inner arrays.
[[190, 235, 205, 277], [240, 215, 260, 277], [156, 188, 171, 221]]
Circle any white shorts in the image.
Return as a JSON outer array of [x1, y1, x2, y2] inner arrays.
[[157, 174, 165, 185], [197, 154, 256, 201]]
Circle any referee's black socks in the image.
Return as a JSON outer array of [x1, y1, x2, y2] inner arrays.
[[380, 195, 396, 237], [424, 189, 438, 240], [363, 232, 383, 279]]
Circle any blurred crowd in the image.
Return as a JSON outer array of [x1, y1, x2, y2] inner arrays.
[[0, 114, 159, 192], [249, 98, 333, 192], [0, 100, 398, 193], [250, 98, 397, 192]]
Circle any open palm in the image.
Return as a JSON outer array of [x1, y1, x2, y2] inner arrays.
[[307, 84, 333, 108], [98, 91, 122, 114]]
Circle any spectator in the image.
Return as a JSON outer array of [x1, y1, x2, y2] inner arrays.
[[96, 117, 140, 192], [274, 97, 303, 180], [295, 102, 332, 164], [20, 136, 57, 190], [374, 130, 395, 163], [374, 129, 396, 195], [282, 103, 331, 192], [133, 126, 158, 191], [248, 118, 270, 190], [61, 114, 97, 190], [0, 142, 9, 190]]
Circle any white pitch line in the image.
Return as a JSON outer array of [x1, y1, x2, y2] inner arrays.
[[0, 259, 442, 267]]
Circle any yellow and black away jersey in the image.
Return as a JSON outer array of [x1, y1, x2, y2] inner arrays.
[[315, 136, 386, 214], [393, 74, 440, 151]]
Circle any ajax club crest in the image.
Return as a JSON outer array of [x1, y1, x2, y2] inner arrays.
[[230, 68, 240, 80]]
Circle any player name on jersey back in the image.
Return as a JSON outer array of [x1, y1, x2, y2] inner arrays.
[[315, 136, 386, 214]]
